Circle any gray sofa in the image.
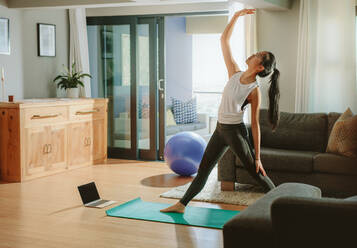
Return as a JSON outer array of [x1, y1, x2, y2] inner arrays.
[[218, 109, 357, 197], [223, 183, 357, 248], [166, 113, 208, 136]]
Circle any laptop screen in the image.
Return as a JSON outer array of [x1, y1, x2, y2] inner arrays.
[[78, 182, 100, 204]]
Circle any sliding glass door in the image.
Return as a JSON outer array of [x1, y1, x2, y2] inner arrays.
[[87, 16, 165, 160]]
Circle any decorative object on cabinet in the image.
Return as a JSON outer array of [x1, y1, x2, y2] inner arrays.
[[53, 63, 92, 98], [0, 18, 10, 55], [37, 23, 56, 57], [0, 98, 108, 182]]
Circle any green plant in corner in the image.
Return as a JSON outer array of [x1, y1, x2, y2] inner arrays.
[[53, 62, 91, 90]]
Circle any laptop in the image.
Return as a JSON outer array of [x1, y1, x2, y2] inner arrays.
[[77, 182, 117, 208]]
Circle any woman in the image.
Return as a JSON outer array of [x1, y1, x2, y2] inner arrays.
[[161, 8, 280, 213]]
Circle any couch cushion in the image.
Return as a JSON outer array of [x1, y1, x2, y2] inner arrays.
[[259, 109, 328, 152], [171, 97, 197, 124], [166, 121, 206, 135], [313, 153, 357, 176], [345, 196, 357, 201], [236, 147, 318, 173], [328, 112, 341, 138], [326, 108, 357, 158]]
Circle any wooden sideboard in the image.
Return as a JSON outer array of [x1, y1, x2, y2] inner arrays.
[[0, 98, 108, 182]]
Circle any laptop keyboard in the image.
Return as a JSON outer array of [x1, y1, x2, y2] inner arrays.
[[87, 199, 108, 206]]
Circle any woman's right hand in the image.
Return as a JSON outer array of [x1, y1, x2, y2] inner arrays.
[[235, 8, 256, 17]]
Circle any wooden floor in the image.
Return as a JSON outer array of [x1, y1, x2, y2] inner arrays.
[[0, 160, 246, 248]]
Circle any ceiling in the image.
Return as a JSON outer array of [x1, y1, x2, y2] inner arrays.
[[5, 0, 292, 11]]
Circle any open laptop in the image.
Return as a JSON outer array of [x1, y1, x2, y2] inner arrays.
[[78, 182, 117, 208]]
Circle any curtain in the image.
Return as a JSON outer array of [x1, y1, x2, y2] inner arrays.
[[295, 0, 312, 113], [69, 8, 91, 97], [295, 0, 357, 113]]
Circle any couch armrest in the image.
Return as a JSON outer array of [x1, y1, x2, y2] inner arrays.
[[223, 183, 321, 248], [218, 149, 237, 182], [197, 113, 208, 124], [271, 196, 357, 248]]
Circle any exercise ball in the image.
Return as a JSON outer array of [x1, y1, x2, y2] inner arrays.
[[164, 132, 207, 176]]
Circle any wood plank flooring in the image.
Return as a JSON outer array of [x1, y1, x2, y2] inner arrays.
[[0, 160, 246, 248]]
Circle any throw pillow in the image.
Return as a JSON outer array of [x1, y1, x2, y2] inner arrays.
[[326, 108, 357, 158], [166, 109, 176, 126], [171, 97, 197, 124]]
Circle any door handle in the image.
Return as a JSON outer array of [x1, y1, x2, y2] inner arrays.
[[43, 144, 48, 154], [43, 144, 51, 154], [84, 137, 91, 146], [158, 79, 165, 91]]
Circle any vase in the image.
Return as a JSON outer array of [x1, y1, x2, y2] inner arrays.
[[66, 88, 79, 98]]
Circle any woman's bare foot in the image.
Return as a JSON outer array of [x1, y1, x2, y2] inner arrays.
[[160, 201, 186, 213]]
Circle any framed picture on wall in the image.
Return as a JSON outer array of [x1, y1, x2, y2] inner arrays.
[[0, 18, 10, 55], [37, 23, 56, 57]]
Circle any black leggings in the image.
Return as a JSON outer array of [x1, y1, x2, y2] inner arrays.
[[179, 122, 275, 206]]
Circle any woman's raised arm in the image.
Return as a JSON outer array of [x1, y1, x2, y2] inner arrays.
[[220, 9, 256, 79]]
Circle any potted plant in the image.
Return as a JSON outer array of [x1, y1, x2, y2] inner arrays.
[[53, 62, 91, 98]]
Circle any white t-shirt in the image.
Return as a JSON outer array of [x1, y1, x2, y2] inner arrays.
[[218, 71, 259, 124]]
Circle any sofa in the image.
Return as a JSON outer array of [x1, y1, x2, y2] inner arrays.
[[223, 183, 357, 248], [166, 113, 209, 136], [218, 109, 357, 197]]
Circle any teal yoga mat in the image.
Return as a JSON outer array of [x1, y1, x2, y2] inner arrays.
[[106, 197, 239, 229]]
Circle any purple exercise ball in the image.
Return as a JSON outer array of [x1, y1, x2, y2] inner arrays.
[[164, 132, 207, 176]]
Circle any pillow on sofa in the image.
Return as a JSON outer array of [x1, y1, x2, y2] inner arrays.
[[326, 108, 357, 158], [166, 109, 176, 126], [171, 97, 197, 124]]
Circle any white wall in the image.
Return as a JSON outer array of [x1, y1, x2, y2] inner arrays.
[[22, 9, 69, 98], [165, 16, 193, 102], [0, 6, 69, 100], [0, 6, 24, 100], [257, 0, 300, 112]]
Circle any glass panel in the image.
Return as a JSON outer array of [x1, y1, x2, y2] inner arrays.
[[88, 24, 131, 149], [137, 24, 150, 150]]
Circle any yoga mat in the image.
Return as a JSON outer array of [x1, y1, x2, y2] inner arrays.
[[106, 197, 239, 229]]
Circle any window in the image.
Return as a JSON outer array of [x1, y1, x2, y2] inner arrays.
[[192, 33, 228, 117], [192, 30, 245, 117]]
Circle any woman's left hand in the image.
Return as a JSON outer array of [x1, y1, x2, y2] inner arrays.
[[235, 8, 256, 17], [255, 159, 267, 176]]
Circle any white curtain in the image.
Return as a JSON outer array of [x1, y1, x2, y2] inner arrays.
[[295, 0, 357, 113], [69, 8, 91, 97], [295, 0, 312, 113]]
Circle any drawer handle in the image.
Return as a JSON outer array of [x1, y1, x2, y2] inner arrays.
[[76, 109, 99, 115], [32, 114, 60, 119]]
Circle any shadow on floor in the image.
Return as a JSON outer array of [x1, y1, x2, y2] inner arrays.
[[141, 174, 193, 188]]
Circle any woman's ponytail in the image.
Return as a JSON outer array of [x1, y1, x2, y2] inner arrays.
[[268, 68, 280, 131]]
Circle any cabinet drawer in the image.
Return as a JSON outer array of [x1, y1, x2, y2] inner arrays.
[[24, 106, 68, 127], [69, 104, 105, 121]]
